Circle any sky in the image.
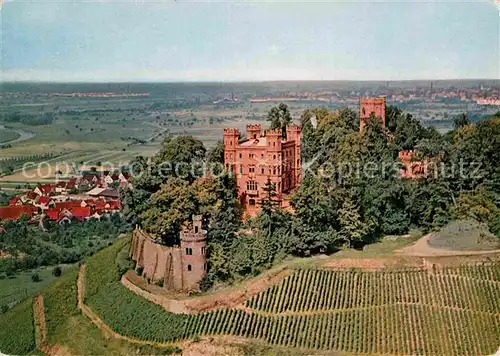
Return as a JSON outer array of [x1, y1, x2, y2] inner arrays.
[[1, 0, 499, 82]]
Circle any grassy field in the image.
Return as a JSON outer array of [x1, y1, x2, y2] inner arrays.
[[0, 129, 21, 143], [0, 264, 76, 309]]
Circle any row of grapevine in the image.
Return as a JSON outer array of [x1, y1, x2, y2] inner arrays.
[[84, 239, 500, 354], [0, 297, 36, 355], [179, 305, 499, 355], [246, 265, 500, 314]]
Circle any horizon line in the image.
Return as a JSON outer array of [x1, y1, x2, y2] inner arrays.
[[1, 78, 499, 85]]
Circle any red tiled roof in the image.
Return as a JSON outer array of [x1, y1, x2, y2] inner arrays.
[[26, 192, 38, 200], [39, 184, 53, 194], [0, 206, 36, 220], [55, 201, 82, 210], [38, 197, 52, 205], [8, 197, 22, 206], [71, 207, 91, 221], [46, 208, 59, 221], [108, 200, 121, 210]]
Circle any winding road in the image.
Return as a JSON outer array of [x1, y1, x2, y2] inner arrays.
[[0, 125, 35, 144]]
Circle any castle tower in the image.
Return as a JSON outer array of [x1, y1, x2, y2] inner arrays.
[[180, 215, 207, 292], [286, 124, 302, 186], [223, 128, 240, 172], [360, 96, 386, 132], [246, 124, 261, 140]]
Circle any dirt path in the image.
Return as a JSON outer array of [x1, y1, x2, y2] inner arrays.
[[33, 294, 47, 350], [121, 266, 290, 314], [397, 234, 500, 257], [77, 264, 180, 348]]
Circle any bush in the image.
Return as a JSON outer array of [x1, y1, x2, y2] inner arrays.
[[31, 273, 41, 282], [52, 266, 62, 277]]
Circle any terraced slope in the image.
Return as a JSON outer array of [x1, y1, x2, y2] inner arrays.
[[84, 239, 500, 355]]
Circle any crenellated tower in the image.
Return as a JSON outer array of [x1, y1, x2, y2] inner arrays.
[[360, 96, 386, 132], [223, 128, 240, 172]]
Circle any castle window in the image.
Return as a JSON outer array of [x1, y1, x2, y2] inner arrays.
[[249, 199, 256, 206], [273, 142, 276, 147], [261, 154, 264, 159], [187, 264, 192, 272], [249, 166, 255, 173], [204, 262, 208, 272], [261, 168, 264, 174], [185, 248, 193, 255], [362, 108, 366, 116], [273, 168, 276, 175], [239, 153, 242, 159], [201, 246, 206, 255], [246, 180, 257, 191], [195, 226, 199, 233], [273, 155, 276, 159], [278, 182, 281, 192], [239, 164, 243, 174]]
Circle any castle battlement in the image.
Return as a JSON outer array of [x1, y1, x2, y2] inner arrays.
[[246, 124, 262, 131], [223, 128, 240, 136], [399, 150, 415, 160], [265, 128, 282, 137], [286, 124, 301, 132]]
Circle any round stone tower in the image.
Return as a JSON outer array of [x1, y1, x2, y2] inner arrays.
[[180, 214, 207, 292]]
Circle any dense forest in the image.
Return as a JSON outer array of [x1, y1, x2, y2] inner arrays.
[[121, 105, 500, 289], [0, 214, 130, 276]]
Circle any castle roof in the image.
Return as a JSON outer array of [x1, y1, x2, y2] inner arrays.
[[239, 137, 268, 147]]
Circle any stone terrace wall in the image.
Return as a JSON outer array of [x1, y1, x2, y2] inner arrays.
[[130, 229, 183, 290]]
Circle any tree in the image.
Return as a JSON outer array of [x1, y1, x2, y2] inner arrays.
[[267, 103, 292, 138], [52, 266, 62, 277], [338, 197, 369, 247], [453, 113, 471, 129]]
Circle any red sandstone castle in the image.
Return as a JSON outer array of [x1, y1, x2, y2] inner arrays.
[[130, 215, 207, 292], [223, 124, 301, 216]]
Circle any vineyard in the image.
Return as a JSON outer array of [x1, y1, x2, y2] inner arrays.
[[81, 238, 500, 355], [0, 297, 35, 355], [1, 236, 499, 355]]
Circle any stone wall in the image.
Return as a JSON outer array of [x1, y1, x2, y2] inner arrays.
[[130, 229, 183, 291]]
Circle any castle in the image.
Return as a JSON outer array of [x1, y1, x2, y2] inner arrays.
[[129, 215, 207, 292], [359, 96, 386, 132], [223, 124, 301, 216], [359, 96, 427, 179]]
